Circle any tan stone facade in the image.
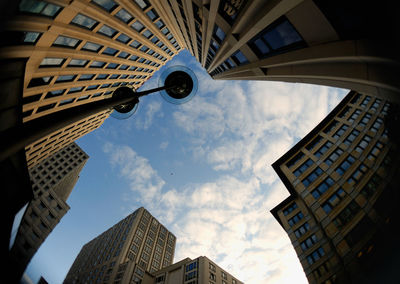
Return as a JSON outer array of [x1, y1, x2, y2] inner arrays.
[[147, 256, 243, 284], [271, 91, 400, 283], [10, 142, 88, 278], [64, 207, 177, 284], [0, 0, 186, 166]]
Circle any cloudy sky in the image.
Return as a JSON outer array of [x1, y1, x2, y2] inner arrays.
[[25, 50, 347, 283]]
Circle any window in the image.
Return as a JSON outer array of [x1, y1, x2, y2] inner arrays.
[[117, 33, 131, 43], [360, 95, 371, 108], [90, 61, 106, 68], [115, 8, 133, 23], [19, 0, 62, 18], [324, 120, 339, 134], [311, 177, 335, 199], [293, 158, 314, 177], [71, 13, 98, 30], [315, 141, 333, 158], [186, 261, 197, 272], [332, 124, 348, 139], [214, 25, 226, 43], [146, 8, 159, 21], [218, 0, 247, 25], [131, 20, 145, 32], [339, 106, 351, 118], [102, 47, 118, 56], [306, 247, 325, 265], [324, 147, 344, 166], [302, 167, 323, 187], [23, 31, 42, 44], [92, 0, 117, 12], [348, 109, 362, 123], [347, 163, 368, 184], [283, 202, 297, 216], [286, 152, 304, 168], [335, 155, 355, 176], [294, 222, 310, 238], [40, 57, 65, 67], [209, 262, 216, 272], [68, 59, 88, 67], [209, 272, 216, 281], [370, 117, 383, 132], [231, 50, 248, 66], [343, 129, 360, 145], [56, 75, 76, 83], [300, 234, 318, 251], [355, 135, 372, 153], [288, 211, 304, 227], [333, 201, 361, 229], [53, 36, 81, 48], [306, 135, 323, 151], [322, 188, 346, 214], [249, 16, 303, 58], [97, 25, 117, 38], [134, 0, 150, 10], [361, 173, 381, 199], [82, 42, 103, 52], [359, 113, 372, 127], [367, 142, 384, 161], [78, 74, 95, 81]]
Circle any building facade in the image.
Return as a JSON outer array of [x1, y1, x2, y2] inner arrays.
[[10, 142, 88, 278], [64, 207, 177, 284], [0, 0, 186, 166], [162, 0, 399, 103], [144, 256, 243, 284], [271, 91, 400, 283]]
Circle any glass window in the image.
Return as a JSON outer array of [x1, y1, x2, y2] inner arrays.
[[288, 211, 304, 227], [293, 158, 313, 177], [40, 57, 65, 67], [311, 177, 334, 199], [343, 129, 360, 145], [78, 74, 95, 81], [335, 155, 355, 176], [23, 31, 41, 43], [302, 167, 323, 187], [213, 25, 226, 43], [98, 25, 117, 38], [116, 33, 131, 43], [332, 124, 348, 139], [146, 9, 159, 21], [53, 35, 81, 48], [118, 51, 130, 59], [347, 163, 368, 184], [131, 21, 145, 32], [143, 29, 153, 38], [68, 59, 88, 67], [134, 0, 150, 10], [315, 141, 333, 158], [283, 202, 297, 216], [55, 75, 76, 83], [71, 14, 98, 30], [102, 47, 118, 56], [294, 222, 310, 238], [333, 201, 361, 229], [82, 41, 103, 52], [355, 135, 372, 153], [19, 0, 62, 18], [130, 40, 141, 48], [115, 8, 133, 23], [90, 61, 106, 68], [249, 17, 303, 58], [322, 188, 345, 214], [231, 50, 248, 65], [92, 0, 117, 12]]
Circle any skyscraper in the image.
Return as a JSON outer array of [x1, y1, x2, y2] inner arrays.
[[0, 0, 185, 166], [163, 0, 399, 102], [64, 207, 176, 284], [10, 142, 89, 279], [271, 91, 399, 283]]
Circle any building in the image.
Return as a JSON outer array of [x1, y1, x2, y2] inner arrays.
[[0, 0, 186, 167], [64, 207, 177, 284], [159, 0, 399, 102], [143, 256, 243, 284], [270, 91, 400, 283], [9, 142, 89, 279]]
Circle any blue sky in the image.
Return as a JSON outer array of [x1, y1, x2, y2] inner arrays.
[[24, 50, 347, 284]]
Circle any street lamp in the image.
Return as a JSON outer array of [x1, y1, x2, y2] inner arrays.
[[0, 65, 197, 161]]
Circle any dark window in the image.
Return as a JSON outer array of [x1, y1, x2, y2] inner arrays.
[[249, 16, 304, 58], [302, 167, 323, 187], [19, 0, 62, 18], [322, 187, 345, 213], [333, 201, 361, 229], [294, 222, 310, 238], [218, 0, 248, 25], [230, 50, 248, 66], [293, 158, 314, 177], [283, 202, 297, 216], [288, 211, 304, 227], [315, 141, 333, 158], [92, 0, 117, 12], [335, 155, 355, 176], [311, 177, 335, 199], [307, 247, 325, 265]]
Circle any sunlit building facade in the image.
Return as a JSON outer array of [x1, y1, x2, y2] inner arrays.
[[9, 142, 88, 278], [165, 0, 399, 102], [271, 91, 400, 283], [143, 256, 243, 284], [64, 207, 176, 284], [0, 0, 185, 167]]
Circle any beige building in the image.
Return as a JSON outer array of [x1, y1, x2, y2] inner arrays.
[[271, 91, 400, 283], [144, 256, 243, 284], [161, 0, 399, 102], [10, 142, 88, 279], [64, 207, 177, 284], [0, 0, 185, 166]]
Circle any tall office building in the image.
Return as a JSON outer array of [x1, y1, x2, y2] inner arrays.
[[143, 256, 243, 284], [0, 0, 185, 166], [9, 142, 89, 278], [64, 207, 177, 284], [271, 91, 400, 283], [162, 0, 399, 102]]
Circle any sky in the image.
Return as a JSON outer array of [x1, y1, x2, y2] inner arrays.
[[24, 50, 348, 284]]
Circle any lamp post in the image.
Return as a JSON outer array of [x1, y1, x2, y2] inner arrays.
[[0, 66, 197, 162]]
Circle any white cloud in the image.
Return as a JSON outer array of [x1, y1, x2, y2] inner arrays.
[[103, 70, 347, 283], [135, 100, 163, 130], [159, 141, 169, 150]]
